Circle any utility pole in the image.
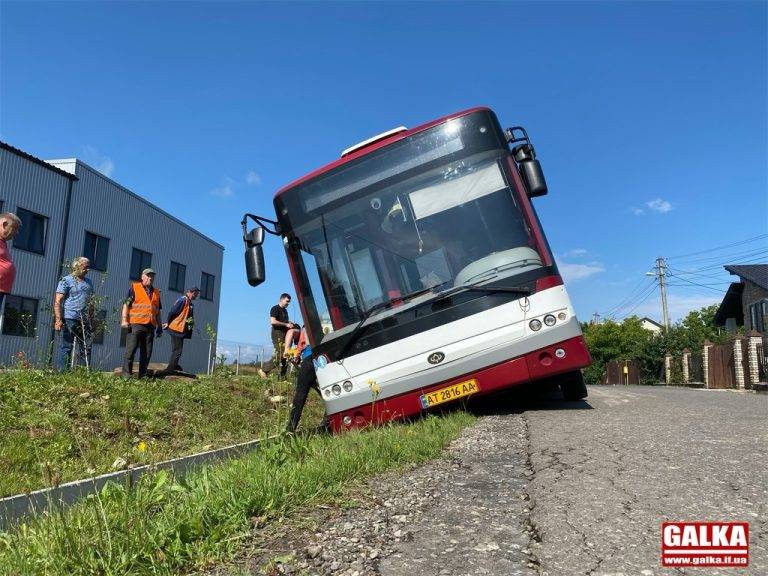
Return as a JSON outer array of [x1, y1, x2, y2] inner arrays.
[[592, 312, 601, 325], [657, 256, 670, 331], [649, 256, 670, 330]]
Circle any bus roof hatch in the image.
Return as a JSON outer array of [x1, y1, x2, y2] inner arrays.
[[341, 126, 408, 158]]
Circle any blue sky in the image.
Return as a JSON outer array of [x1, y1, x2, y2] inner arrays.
[[1, 1, 766, 345]]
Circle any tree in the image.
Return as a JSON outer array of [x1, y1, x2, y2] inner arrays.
[[581, 305, 728, 385]]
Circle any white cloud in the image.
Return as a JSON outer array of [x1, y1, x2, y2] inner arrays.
[[646, 198, 673, 213], [210, 184, 234, 198], [558, 261, 605, 282], [631, 207, 645, 216], [246, 171, 261, 186], [563, 248, 588, 258], [82, 145, 114, 177]]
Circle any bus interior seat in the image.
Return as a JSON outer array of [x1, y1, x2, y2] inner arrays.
[[453, 247, 543, 286]]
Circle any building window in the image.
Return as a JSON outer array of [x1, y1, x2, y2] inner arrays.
[[201, 272, 215, 301], [750, 300, 767, 333], [169, 261, 186, 293], [1, 295, 39, 337], [129, 248, 152, 280], [13, 208, 47, 254], [91, 310, 108, 345], [83, 232, 110, 272]]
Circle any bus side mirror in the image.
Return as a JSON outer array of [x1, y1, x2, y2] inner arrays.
[[244, 228, 266, 286], [513, 144, 548, 197]]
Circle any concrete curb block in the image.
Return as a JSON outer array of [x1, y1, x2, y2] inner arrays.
[[0, 434, 280, 531]]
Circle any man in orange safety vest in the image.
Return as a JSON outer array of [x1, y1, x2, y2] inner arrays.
[[121, 268, 163, 378], [162, 286, 200, 374]]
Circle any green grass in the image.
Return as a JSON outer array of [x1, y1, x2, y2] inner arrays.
[[0, 411, 475, 575], [0, 369, 324, 496]]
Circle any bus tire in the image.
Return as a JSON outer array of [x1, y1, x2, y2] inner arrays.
[[560, 371, 588, 401]]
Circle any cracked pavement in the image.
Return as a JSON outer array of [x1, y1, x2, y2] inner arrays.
[[524, 385, 766, 575], [221, 385, 767, 575]]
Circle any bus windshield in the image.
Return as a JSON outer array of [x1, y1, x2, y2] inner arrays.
[[280, 112, 550, 345]]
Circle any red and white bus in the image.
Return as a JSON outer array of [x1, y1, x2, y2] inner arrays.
[[243, 107, 591, 432]]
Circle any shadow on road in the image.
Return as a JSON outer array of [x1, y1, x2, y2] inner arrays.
[[430, 380, 593, 421]]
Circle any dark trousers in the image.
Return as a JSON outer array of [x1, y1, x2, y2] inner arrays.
[[57, 318, 92, 371], [267, 331, 288, 378], [287, 356, 324, 432], [166, 334, 185, 372], [123, 324, 155, 377]]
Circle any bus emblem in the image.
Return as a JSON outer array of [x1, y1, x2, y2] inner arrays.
[[427, 352, 445, 365]]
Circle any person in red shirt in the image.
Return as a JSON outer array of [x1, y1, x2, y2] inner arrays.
[[0, 213, 21, 310]]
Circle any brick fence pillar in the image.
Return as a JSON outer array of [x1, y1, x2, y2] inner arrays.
[[703, 340, 713, 389], [746, 330, 763, 387], [682, 348, 691, 384], [733, 338, 745, 390], [664, 354, 672, 385]]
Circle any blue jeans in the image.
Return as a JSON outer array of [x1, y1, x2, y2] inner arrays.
[[57, 318, 92, 371]]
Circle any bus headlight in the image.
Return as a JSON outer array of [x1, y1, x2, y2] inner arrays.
[[529, 319, 542, 331], [342, 380, 353, 392], [544, 314, 556, 326], [324, 389, 331, 397], [342, 415, 352, 426], [557, 312, 567, 321], [332, 384, 342, 396]]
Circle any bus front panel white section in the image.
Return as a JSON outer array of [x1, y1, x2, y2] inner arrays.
[[314, 285, 580, 413]]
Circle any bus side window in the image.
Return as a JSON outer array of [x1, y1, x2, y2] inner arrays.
[[300, 249, 334, 335]]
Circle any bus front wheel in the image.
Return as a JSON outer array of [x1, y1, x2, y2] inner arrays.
[[560, 371, 588, 401]]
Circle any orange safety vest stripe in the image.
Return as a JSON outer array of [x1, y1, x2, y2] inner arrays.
[[168, 298, 190, 333], [128, 282, 161, 326]]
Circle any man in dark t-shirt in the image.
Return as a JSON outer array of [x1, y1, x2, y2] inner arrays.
[[267, 293, 298, 378]]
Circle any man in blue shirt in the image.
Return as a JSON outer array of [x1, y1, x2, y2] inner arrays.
[[54, 257, 95, 370]]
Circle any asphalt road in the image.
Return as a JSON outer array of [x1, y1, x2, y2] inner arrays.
[[522, 385, 767, 576], [221, 385, 767, 576]]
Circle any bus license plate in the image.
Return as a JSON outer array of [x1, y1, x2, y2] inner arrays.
[[420, 379, 479, 409]]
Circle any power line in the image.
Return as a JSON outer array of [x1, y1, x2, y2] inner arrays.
[[666, 273, 728, 294], [666, 233, 768, 260], [618, 282, 659, 319], [607, 281, 658, 320], [603, 277, 656, 319], [666, 266, 733, 281], [666, 246, 768, 266], [666, 252, 768, 274]]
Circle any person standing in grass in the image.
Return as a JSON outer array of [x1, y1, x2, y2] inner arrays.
[[0, 212, 21, 311], [121, 268, 163, 378], [266, 293, 299, 379], [287, 327, 328, 433], [162, 286, 200, 374], [54, 257, 95, 370]]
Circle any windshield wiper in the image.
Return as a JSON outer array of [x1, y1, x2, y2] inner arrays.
[[337, 283, 449, 360], [430, 282, 532, 304]]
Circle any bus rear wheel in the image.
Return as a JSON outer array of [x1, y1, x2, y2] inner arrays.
[[560, 371, 588, 401]]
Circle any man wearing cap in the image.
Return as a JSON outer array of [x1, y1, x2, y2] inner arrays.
[[121, 268, 163, 378], [162, 286, 200, 374]]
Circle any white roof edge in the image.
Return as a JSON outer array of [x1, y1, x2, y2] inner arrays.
[[45, 158, 78, 174], [46, 158, 225, 251], [341, 126, 408, 157]]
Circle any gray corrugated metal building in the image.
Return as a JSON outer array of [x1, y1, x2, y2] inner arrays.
[[0, 142, 224, 374]]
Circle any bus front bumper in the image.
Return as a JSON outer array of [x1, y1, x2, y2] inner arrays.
[[328, 334, 591, 432]]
